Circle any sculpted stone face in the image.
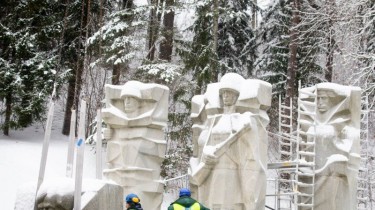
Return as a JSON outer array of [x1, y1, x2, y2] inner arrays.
[[221, 89, 238, 107], [317, 91, 332, 113], [123, 96, 140, 113]]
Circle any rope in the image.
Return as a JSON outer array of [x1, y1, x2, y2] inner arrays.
[[163, 174, 188, 183]]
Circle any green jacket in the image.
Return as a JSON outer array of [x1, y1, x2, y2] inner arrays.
[[167, 196, 210, 210]]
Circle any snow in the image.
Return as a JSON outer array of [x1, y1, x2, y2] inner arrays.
[[316, 82, 361, 96], [0, 124, 98, 210], [0, 100, 177, 210], [1, 94, 363, 210], [38, 177, 76, 196], [258, 0, 272, 8], [315, 154, 348, 174], [134, 0, 147, 6]]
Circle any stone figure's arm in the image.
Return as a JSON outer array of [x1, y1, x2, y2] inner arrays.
[[192, 135, 199, 158], [203, 124, 251, 163], [189, 154, 215, 185], [330, 126, 361, 172], [189, 157, 200, 170], [347, 153, 361, 172], [341, 126, 361, 171], [197, 117, 217, 165], [235, 112, 252, 133], [339, 125, 360, 153], [218, 123, 251, 155], [190, 115, 253, 185], [202, 146, 218, 166], [103, 127, 112, 140], [189, 143, 221, 185], [192, 125, 206, 158], [315, 154, 348, 175]]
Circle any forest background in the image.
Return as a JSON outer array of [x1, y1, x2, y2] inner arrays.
[[0, 0, 374, 181]]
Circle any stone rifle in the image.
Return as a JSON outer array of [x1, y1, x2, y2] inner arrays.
[[190, 123, 251, 185]]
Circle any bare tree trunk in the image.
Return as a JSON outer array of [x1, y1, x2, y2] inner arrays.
[[325, 37, 334, 82], [252, 0, 257, 29], [325, 0, 335, 82], [159, 0, 174, 61], [62, 0, 88, 135], [3, 92, 12, 136], [2, 35, 12, 135], [147, 0, 159, 61], [283, 0, 301, 166], [286, 0, 300, 107], [74, 60, 85, 111], [122, 0, 132, 8], [112, 63, 121, 85], [62, 78, 76, 135], [212, 0, 219, 82], [62, 59, 84, 135]]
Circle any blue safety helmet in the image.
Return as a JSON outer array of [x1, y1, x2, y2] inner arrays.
[[125, 193, 140, 204], [179, 188, 191, 197]]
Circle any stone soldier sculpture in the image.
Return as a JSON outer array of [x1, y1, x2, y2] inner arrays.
[[102, 81, 169, 210], [299, 83, 361, 210], [189, 73, 272, 210]]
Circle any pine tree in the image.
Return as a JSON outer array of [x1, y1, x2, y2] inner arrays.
[[161, 76, 194, 180], [217, 0, 256, 77], [355, 0, 375, 107], [0, 0, 66, 135], [133, 0, 194, 180], [62, 0, 103, 135], [177, 0, 257, 94], [255, 0, 323, 165], [134, 0, 181, 82], [159, 0, 175, 62], [176, 0, 215, 94], [256, 0, 291, 95], [87, 0, 148, 82], [161, 0, 259, 179], [256, 0, 322, 97]]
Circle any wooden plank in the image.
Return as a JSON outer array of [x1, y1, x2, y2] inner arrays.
[[34, 98, 55, 210], [66, 109, 76, 178], [74, 99, 87, 210], [96, 109, 103, 179]]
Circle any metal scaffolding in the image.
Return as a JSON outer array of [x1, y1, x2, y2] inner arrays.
[[358, 94, 371, 210], [268, 83, 317, 210], [293, 84, 317, 210]]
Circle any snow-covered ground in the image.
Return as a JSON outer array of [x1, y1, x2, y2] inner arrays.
[[0, 123, 178, 210], [0, 124, 281, 210], [0, 95, 279, 210], [0, 120, 97, 210], [0, 99, 177, 210]]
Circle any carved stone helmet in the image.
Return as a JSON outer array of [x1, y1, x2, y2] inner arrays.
[[120, 86, 142, 99], [219, 73, 244, 94]]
